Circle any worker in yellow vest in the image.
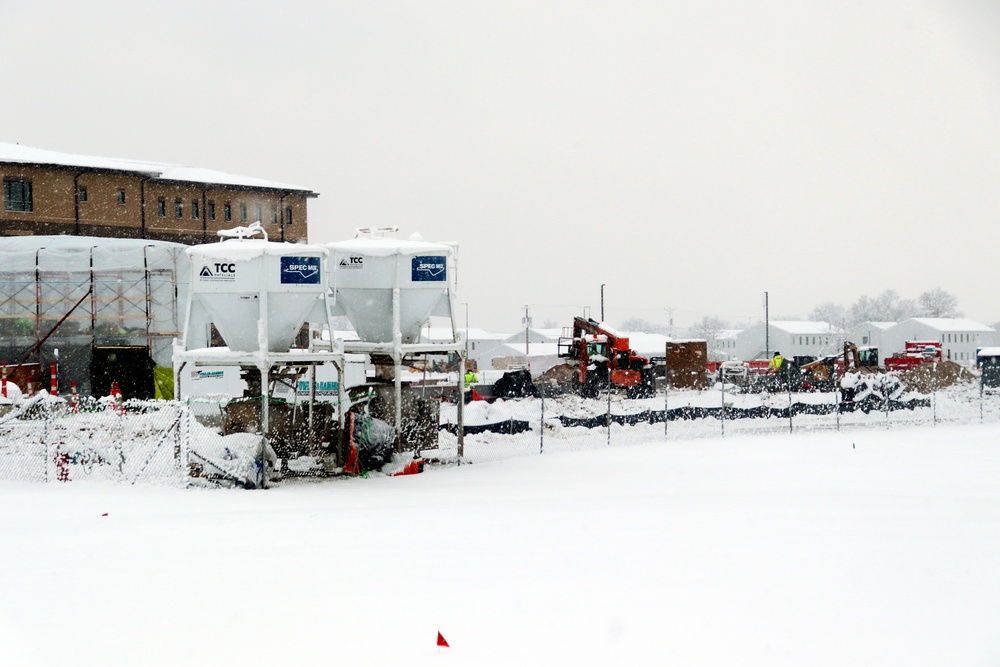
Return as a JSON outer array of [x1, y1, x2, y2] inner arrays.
[[769, 351, 784, 372], [463, 361, 479, 403]]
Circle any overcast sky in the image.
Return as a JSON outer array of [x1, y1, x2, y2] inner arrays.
[[4, 0, 1000, 332]]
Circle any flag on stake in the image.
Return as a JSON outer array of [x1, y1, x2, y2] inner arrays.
[[436, 631, 449, 648]]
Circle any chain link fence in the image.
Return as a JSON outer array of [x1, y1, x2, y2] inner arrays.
[[443, 373, 1000, 465], [0, 394, 192, 484], [3, 370, 999, 485]]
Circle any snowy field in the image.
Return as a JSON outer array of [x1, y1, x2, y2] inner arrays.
[[3, 419, 1000, 666]]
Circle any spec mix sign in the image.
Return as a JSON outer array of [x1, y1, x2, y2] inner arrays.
[[280, 256, 321, 284], [411, 256, 446, 282]]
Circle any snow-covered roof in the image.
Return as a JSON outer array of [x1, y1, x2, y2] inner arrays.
[[853, 321, 896, 331], [770, 321, 837, 335], [0, 142, 316, 194], [977, 347, 1000, 357], [902, 318, 995, 332], [421, 326, 506, 342], [622, 332, 670, 357]]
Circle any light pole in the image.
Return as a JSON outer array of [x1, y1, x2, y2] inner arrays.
[[600, 284, 606, 322], [462, 302, 469, 359]]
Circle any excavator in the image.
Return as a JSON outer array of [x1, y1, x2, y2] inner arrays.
[[557, 317, 655, 398]]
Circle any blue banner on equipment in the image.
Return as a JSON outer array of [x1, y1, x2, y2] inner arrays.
[[280, 256, 321, 284], [411, 256, 447, 282]]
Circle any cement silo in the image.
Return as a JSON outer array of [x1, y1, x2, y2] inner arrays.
[[183, 227, 329, 353], [325, 228, 465, 454]]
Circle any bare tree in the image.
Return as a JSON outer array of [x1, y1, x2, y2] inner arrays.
[[811, 302, 846, 328], [689, 316, 731, 359], [918, 288, 961, 318], [689, 316, 729, 340], [848, 290, 917, 325]]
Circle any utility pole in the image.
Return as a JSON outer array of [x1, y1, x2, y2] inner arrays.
[[523, 305, 531, 355], [764, 291, 770, 358], [600, 284, 606, 322]]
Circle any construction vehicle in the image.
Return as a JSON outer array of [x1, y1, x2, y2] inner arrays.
[[883, 341, 942, 371], [799, 342, 879, 391], [557, 317, 655, 398]]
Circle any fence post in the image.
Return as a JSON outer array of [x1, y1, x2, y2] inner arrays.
[[606, 387, 611, 446], [720, 373, 726, 438], [932, 361, 938, 426], [884, 375, 890, 429], [663, 374, 669, 440], [835, 382, 840, 432], [980, 371, 984, 424], [786, 375, 793, 434], [539, 383, 544, 455]]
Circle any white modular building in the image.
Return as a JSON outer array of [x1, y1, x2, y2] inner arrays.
[[881, 318, 997, 365], [735, 321, 841, 361]]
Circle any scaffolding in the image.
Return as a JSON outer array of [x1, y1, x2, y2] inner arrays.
[[0, 236, 189, 396]]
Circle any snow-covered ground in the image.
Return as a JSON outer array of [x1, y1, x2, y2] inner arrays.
[[3, 418, 1000, 666]]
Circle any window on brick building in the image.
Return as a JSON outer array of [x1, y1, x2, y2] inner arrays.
[[207, 200, 215, 221], [224, 201, 232, 222], [157, 197, 166, 217], [116, 189, 126, 205], [192, 200, 200, 220], [175, 199, 183, 218], [3, 178, 32, 212]]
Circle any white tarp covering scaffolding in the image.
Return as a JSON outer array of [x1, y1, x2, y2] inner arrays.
[[0, 236, 190, 396]]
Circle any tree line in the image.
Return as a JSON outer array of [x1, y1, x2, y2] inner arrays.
[[620, 288, 962, 342]]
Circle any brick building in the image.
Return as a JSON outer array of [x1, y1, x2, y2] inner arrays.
[[0, 142, 318, 244]]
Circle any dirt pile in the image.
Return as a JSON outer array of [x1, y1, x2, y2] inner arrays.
[[535, 363, 578, 395], [898, 361, 977, 393]]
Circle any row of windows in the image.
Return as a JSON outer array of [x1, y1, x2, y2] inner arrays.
[[795, 336, 831, 346], [76, 187, 125, 206], [156, 197, 293, 225], [945, 332, 979, 344], [3, 179, 295, 227]]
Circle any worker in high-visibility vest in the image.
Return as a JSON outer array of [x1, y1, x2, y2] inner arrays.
[[463, 361, 479, 403], [769, 351, 784, 372]]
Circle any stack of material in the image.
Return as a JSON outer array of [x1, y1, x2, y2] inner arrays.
[[666, 340, 710, 390], [898, 360, 977, 393]]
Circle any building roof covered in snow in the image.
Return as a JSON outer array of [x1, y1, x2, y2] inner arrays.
[[900, 318, 995, 332], [769, 321, 839, 335], [0, 142, 316, 194]]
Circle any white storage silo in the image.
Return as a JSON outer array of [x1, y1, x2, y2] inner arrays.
[[326, 230, 457, 345], [184, 227, 330, 353]]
